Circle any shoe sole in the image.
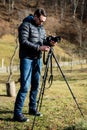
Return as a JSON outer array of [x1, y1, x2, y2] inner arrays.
[[29, 113, 43, 117], [13, 118, 29, 122]]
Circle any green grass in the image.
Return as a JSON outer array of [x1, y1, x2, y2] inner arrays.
[[0, 66, 87, 130]]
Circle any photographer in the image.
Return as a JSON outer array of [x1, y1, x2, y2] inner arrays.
[[13, 8, 57, 122]]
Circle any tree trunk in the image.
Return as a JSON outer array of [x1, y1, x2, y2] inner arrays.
[[6, 37, 18, 97]]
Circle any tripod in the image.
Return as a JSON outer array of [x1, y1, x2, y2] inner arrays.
[[31, 47, 84, 130]]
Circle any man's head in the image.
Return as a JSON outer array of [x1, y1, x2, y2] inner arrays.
[[34, 8, 47, 25]]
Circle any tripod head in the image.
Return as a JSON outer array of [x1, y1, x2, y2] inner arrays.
[[46, 35, 61, 43]]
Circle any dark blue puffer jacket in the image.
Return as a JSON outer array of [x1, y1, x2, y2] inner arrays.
[[23, 14, 33, 23], [18, 14, 48, 59]]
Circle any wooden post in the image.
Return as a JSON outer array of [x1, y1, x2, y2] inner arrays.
[[6, 81, 16, 97]]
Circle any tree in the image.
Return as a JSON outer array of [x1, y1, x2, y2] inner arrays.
[[73, 0, 79, 18]]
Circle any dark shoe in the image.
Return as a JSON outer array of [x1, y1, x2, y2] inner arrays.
[[13, 114, 29, 122], [29, 109, 42, 116]]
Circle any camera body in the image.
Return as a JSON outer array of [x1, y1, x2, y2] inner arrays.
[[46, 35, 61, 43]]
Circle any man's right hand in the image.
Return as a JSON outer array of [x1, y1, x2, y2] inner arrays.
[[39, 46, 50, 52]]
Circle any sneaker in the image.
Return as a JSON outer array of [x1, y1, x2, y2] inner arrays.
[[29, 109, 42, 116], [13, 114, 29, 122]]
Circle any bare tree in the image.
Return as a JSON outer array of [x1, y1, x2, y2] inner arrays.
[[60, 0, 66, 22], [7, 37, 19, 83], [73, 0, 79, 18], [60, 0, 64, 21], [81, 0, 85, 21], [8, 0, 15, 12], [3, 0, 6, 5], [73, 0, 85, 47]]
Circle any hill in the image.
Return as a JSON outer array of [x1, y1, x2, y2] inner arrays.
[[0, 0, 87, 63], [0, 1, 87, 42]]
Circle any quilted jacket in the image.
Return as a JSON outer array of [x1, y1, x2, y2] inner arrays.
[[18, 15, 48, 59]]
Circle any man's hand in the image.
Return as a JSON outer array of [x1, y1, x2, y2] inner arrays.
[[39, 45, 50, 52]]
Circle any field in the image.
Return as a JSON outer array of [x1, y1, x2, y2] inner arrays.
[[0, 35, 87, 130], [0, 65, 87, 130]]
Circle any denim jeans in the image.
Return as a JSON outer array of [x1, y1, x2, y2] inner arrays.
[[14, 58, 42, 115]]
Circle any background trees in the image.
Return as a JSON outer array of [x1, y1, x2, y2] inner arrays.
[[0, 0, 87, 48]]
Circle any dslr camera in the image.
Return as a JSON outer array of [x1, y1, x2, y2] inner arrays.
[[46, 35, 61, 43]]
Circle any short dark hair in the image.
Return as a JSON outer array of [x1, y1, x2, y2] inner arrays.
[[34, 8, 47, 18]]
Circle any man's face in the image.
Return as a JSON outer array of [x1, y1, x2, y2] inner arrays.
[[34, 15, 46, 25]]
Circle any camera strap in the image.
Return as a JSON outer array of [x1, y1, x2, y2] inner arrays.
[[43, 51, 47, 65], [48, 55, 53, 88], [43, 51, 53, 88]]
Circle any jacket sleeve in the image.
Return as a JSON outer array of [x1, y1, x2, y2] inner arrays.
[[18, 22, 40, 50]]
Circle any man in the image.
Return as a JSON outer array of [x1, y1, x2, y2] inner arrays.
[[13, 8, 56, 122]]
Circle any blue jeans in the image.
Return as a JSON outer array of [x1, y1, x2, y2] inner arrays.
[[14, 58, 42, 115]]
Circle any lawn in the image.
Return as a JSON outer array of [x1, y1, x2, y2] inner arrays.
[[0, 34, 87, 130], [0, 64, 87, 130]]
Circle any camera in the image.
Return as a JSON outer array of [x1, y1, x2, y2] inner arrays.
[[46, 35, 61, 43]]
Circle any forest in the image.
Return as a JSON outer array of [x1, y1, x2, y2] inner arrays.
[[0, 0, 87, 47]]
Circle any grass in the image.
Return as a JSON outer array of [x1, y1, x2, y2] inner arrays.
[[0, 34, 79, 67], [0, 34, 87, 130], [0, 65, 87, 130], [0, 34, 19, 66]]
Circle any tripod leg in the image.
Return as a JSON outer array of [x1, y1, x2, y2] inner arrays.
[[38, 52, 52, 111], [52, 51, 84, 118], [31, 51, 52, 130]]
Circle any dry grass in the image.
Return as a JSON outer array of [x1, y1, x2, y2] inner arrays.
[[0, 34, 19, 66], [0, 65, 87, 130], [0, 34, 87, 130], [0, 34, 85, 67]]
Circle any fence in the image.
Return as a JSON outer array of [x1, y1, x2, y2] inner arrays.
[[0, 59, 87, 74]]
